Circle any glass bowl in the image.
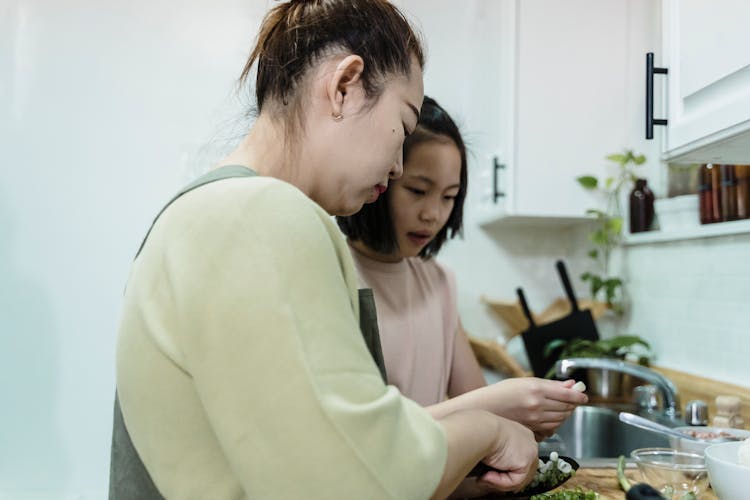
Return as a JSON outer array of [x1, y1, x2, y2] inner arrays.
[[630, 448, 709, 499]]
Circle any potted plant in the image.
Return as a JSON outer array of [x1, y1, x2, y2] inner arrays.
[[576, 150, 647, 314]]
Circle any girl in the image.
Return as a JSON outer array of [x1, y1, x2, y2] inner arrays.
[[111, 2, 537, 499], [337, 96, 587, 440]]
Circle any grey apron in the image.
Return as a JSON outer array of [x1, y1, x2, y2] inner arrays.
[[109, 166, 387, 499]]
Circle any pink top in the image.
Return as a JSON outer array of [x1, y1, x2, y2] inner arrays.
[[349, 244, 459, 406]]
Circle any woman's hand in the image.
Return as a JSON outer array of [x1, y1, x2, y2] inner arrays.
[[476, 415, 538, 492], [432, 410, 538, 499]]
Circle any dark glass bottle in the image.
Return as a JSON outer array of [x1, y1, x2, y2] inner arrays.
[[698, 163, 722, 224], [735, 165, 750, 220], [720, 164, 738, 222], [629, 178, 655, 233]]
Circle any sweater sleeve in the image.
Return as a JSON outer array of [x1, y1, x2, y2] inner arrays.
[[160, 178, 447, 499]]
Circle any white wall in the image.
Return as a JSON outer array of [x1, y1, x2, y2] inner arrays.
[[1, 1, 269, 498]]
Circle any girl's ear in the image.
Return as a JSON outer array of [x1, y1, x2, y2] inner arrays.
[[327, 55, 365, 119]]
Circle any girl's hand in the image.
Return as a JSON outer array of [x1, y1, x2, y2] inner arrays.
[[487, 378, 587, 438], [429, 378, 588, 439]]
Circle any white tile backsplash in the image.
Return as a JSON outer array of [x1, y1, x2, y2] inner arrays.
[[620, 233, 750, 387]]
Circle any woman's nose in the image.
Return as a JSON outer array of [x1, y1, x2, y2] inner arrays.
[[389, 151, 404, 180]]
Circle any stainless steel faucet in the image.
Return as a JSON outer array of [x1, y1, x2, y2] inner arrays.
[[555, 358, 681, 418]]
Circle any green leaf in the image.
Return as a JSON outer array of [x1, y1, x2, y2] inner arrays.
[[606, 153, 627, 165], [577, 176, 598, 189], [590, 276, 604, 298], [590, 230, 608, 246], [605, 177, 615, 190], [587, 249, 598, 259], [634, 154, 646, 165], [605, 335, 650, 349], [580, 272, 592, 281], [606, 217, 623, 235], [544, 339, 569, 358]]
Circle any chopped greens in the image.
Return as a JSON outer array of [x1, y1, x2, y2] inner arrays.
[[529, 488, 599, 499]]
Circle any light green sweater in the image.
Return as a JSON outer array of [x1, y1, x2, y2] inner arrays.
[[116, 175, 446, 499]]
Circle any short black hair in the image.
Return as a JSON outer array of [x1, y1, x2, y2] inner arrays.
[[337, 95, 467, 258]]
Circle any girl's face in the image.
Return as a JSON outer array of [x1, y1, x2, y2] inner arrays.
[[388, 138, 462, 258], [305, 57, 424, 216]]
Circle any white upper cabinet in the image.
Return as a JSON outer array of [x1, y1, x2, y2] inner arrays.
[[660, 0, 750, 163], [476, 0, 661, 226], [398, 0, 662, 226]]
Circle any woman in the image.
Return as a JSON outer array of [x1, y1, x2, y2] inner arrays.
[[111, 1, 537, 499]]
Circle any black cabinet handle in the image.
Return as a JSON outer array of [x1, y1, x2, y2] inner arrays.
[[646, 52, 668, 140], [492, 156, 506, 203]]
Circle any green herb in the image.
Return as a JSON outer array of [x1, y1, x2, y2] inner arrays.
[[616, 455, 631, 493], [530, 488, 599, 499]]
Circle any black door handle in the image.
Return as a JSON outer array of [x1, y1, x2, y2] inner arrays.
[[646, 52, 668, 140], [492, 156, 506, 203]]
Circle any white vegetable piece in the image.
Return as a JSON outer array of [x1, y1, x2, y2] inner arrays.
[[572, 381, 586, 392]]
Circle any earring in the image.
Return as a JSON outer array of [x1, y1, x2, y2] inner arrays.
[[332, 112, 343, 121]]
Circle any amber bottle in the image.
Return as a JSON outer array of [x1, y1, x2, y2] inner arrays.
[[629, 178, 655, 233], [698, 164, 722, 224], [736, 165, 750, 220], [720, 164, 738, 222]]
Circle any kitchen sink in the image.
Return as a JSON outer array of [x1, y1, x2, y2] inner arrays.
[[540, 405, 671, 460]]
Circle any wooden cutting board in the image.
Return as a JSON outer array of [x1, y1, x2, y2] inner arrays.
[[556, 467, 717, 499]]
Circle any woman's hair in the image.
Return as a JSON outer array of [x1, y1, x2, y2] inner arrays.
[[337, 95, 468, 259], [240, 0, 424, 134]]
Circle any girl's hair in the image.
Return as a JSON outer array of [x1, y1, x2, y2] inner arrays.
[[240, 0, 424, 134], [337, 95, 468, 258]]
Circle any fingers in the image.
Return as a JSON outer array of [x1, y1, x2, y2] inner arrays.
[[479, 466, 535, 491], [541, 379, 589, 405]]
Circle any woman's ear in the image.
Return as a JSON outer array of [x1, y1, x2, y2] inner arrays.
[[327, 55, 365, 119]]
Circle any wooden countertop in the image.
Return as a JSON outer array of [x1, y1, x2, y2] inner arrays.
[[552, 467, 717, 500]]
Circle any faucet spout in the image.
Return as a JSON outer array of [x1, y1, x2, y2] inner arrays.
[[556, 357, 681, 417]]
